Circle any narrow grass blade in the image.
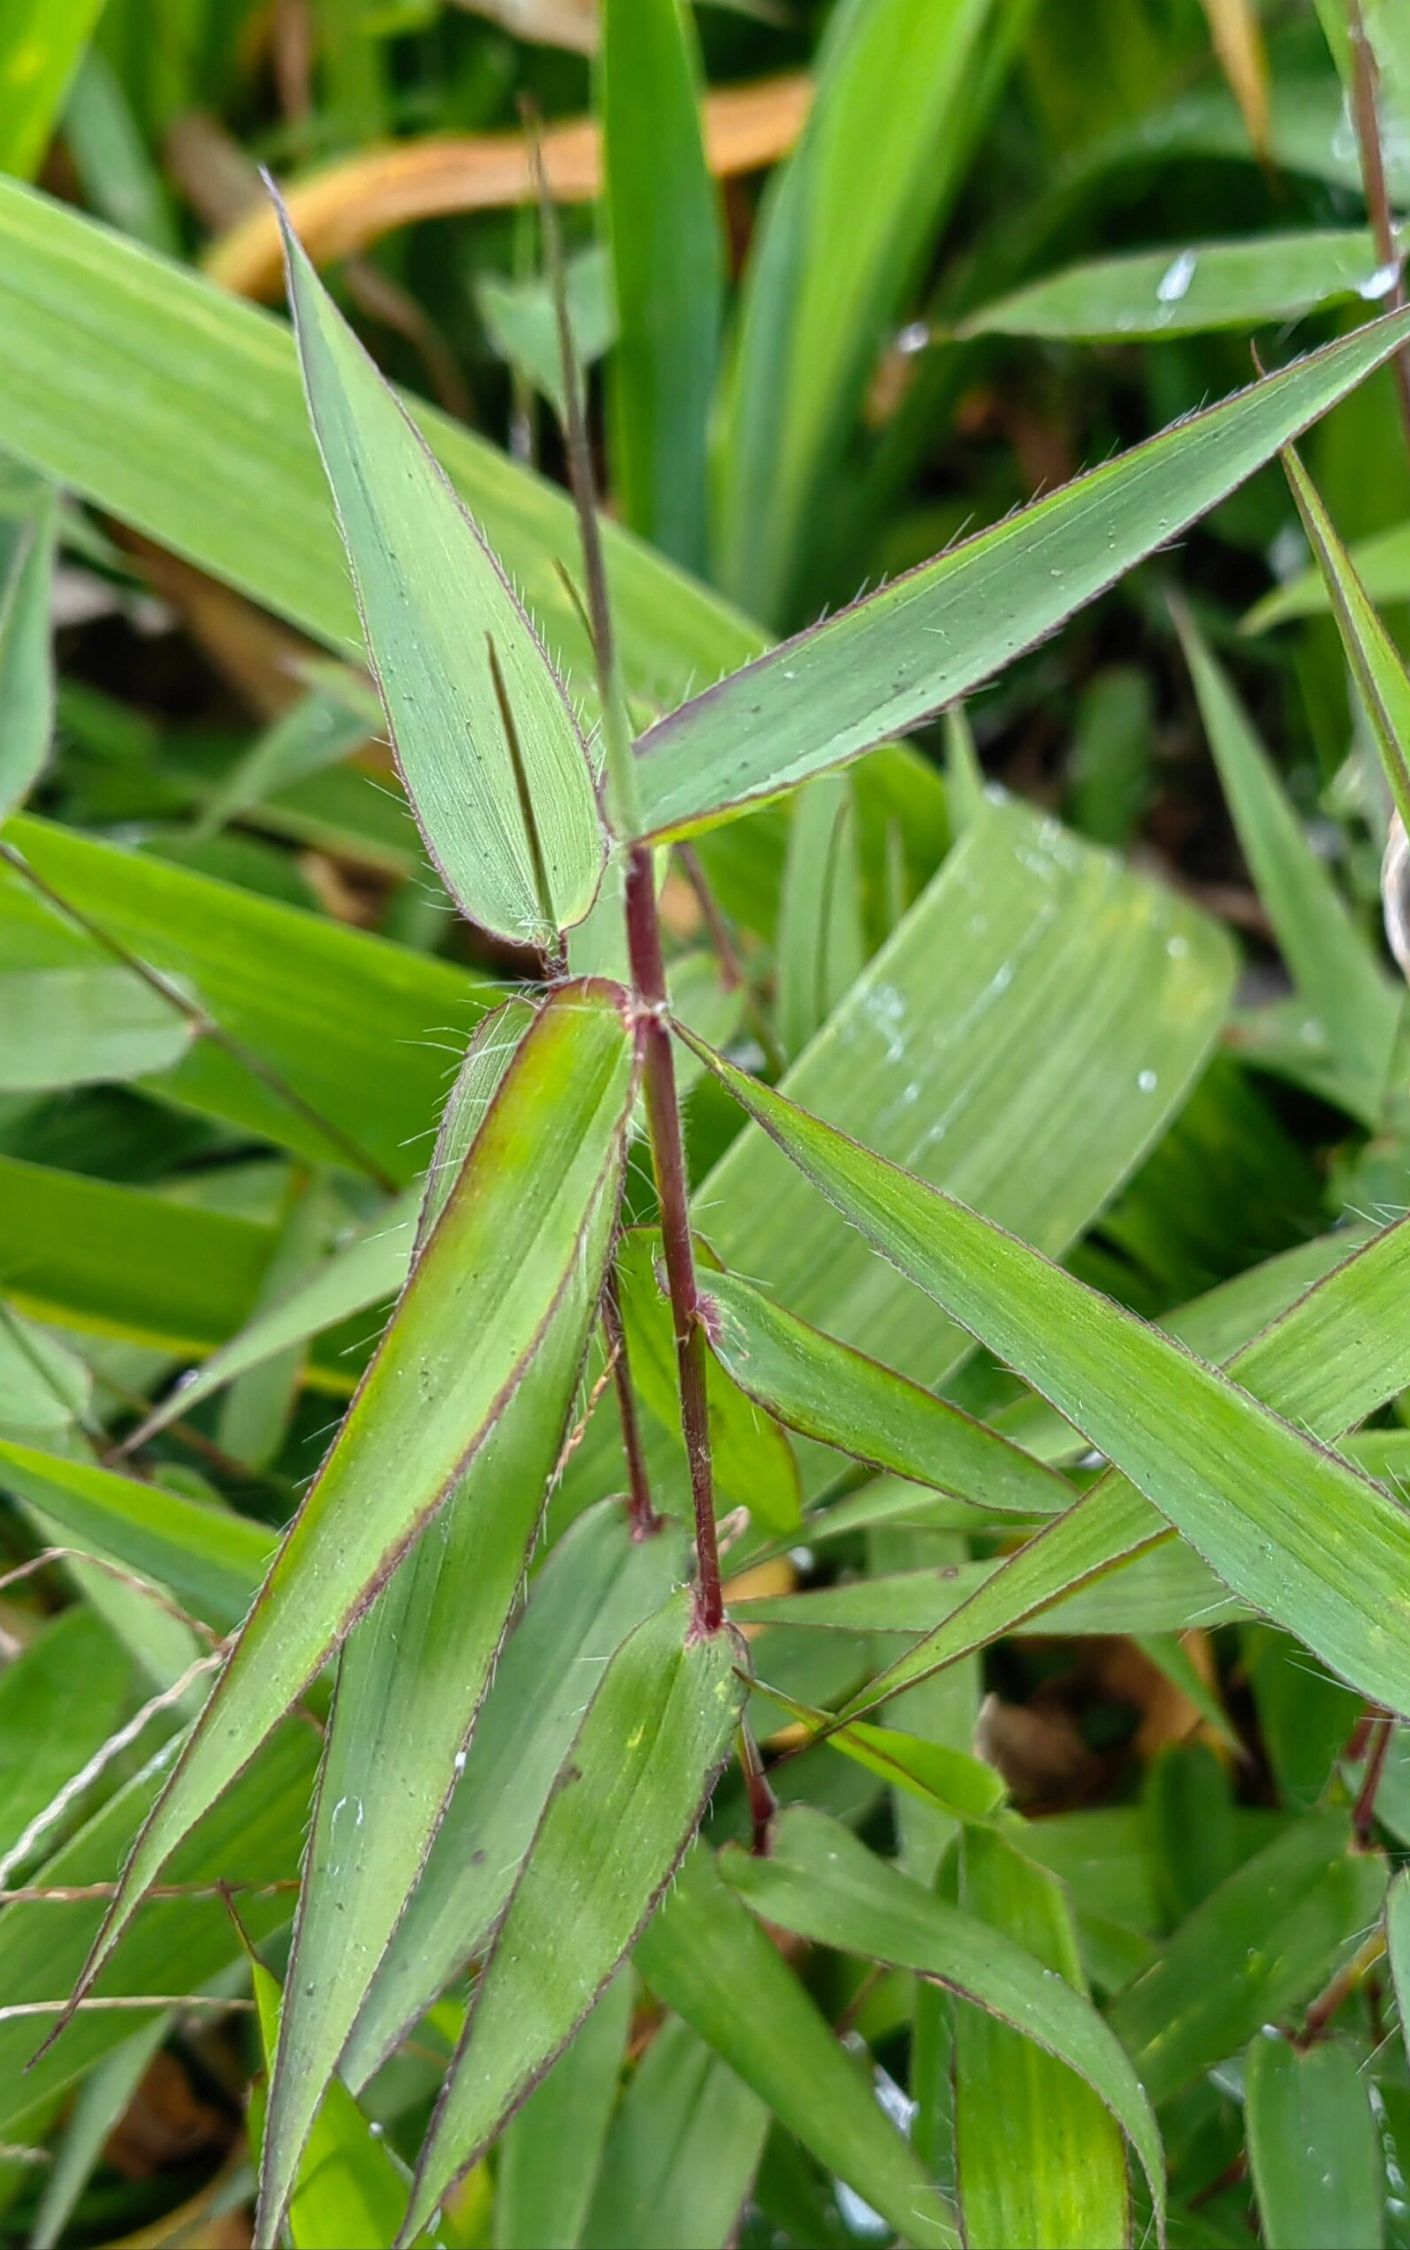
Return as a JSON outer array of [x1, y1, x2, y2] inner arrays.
[[581, 2014, 767, 2250], [1245, 2031, 1383, 2250], [249, 1959, 415, 2250], [751, 1683, 1008, 1823], [1109, 1811, 1386, 2105], [686, 1035, 1410, 1715], [844, 1210, 1410, 1711], [60, 981, 636, 2023], [260, 1096, 624, 2234], [345, 1499, 693, 2089], [721, 1806, 1164, 2228], [700, 1265, 1070, 1516], [1388, 1866, 1410, 2064], [954, 1829, 1129, 2248], [0, 477, 56, 815], [399, 1595, 747, 2244], [0, 963, 191, 1092], [962, 228, 1402, 342], [635, 1844, 955, 2247], [1176, 600, 1400, 1125], [716, 0, 1022, 622], [0, 812, 496, 1181], [775, 774, 866, 1058], [637, 311, 1410, 842], [0, 0, 106, 178], [601, 0, 722, 575], [496, 1976, 633, 2250], [276, 201, 604, 945], [1281, 445, 1410, 833]]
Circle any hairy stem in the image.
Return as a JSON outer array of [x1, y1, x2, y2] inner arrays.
[[529, 114, 724, 1631]]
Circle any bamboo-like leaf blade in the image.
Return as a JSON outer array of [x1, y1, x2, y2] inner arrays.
[[686, 1037, 1410, 1715], [954, 1830, 1129, 2248], [635, 1845, 955, 2246], [1245, 2031, 1383, 2250], [400, 1595, 747, 2244], [260, 1031, 621, 2234], [700, 1266, 1069, 1516], [721, 1807, 1163, 2225], [0, 476, 57, 816], [497, 1977, 633, 2250], [62, 981, 635, 2016], [277, 207, 605, 945], [637, 311, 1410, 841]]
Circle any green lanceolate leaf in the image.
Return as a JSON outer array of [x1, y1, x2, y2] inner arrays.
[[721, 1806, 1164, 2227], [1281, 446, 1410, 833], [1176, 601, 1400, 1126], [845, 1211, 1410, 1712], [774, 773, 866, 1058], [277, 204, 604, 946], [0, 475, 57, 815], [497, 1976, 633, 2250], [0, 963, 192, 1092], [344, 1500, 693, 2090], [1109, 1811, 1386, 2105], [580, 2014, 767, 2250], [0, 0, 106, 178], [699, 1265, 1070, 1516], [685, 1037, 1410, 1716], [601, 0, 722, 577], [961, 228, 1405, 342], [954, 1829, 1129, 2249], [751, 1683, 1008, 1823], [635, 1845, 954, 2247], [249, 1959, 417, 2250], [399, 1594, 747, 2245], [0, 813, 495, 1181], [636, 311, 1410, 842], [1245, 2030, 1383, 2250], [260, 1012, 618, 2237], [60, 981, 636, 2023], [716, 0, 1022, 623]]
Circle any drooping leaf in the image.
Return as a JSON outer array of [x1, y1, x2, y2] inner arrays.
[[954, 1829, 1129, 2248], [1108, 1811, 1386, 2105], [260, 1030, 623, 2236], [635, 1843, 954, 2246], [0, 474, 57, 815], [277, 202, 604, 945], [1176, 600, 1400, 1126], [343, 1500, 693, 2091], [61, 981, 636, 2020], [399, 1594, 747, 2245], [637, 311, 1410, 842], [686, 1037, 1410, 1716], [961, 228, 1404, 342], [601, 0, 723, 575], [1246, 2030, 1383, 2250], [720, 1806, 1164, 2226], [750, 1681, 1008, 1824], [699, 1265, 1070, 1517], [496, 1976, 633, 2250]]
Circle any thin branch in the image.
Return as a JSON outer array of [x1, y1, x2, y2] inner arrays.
[[1353, 1706, 1395, 1844], [0, 841, 398, 1192], [527, 108, 724, 1635], [601, 1266, 662, 1539]]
